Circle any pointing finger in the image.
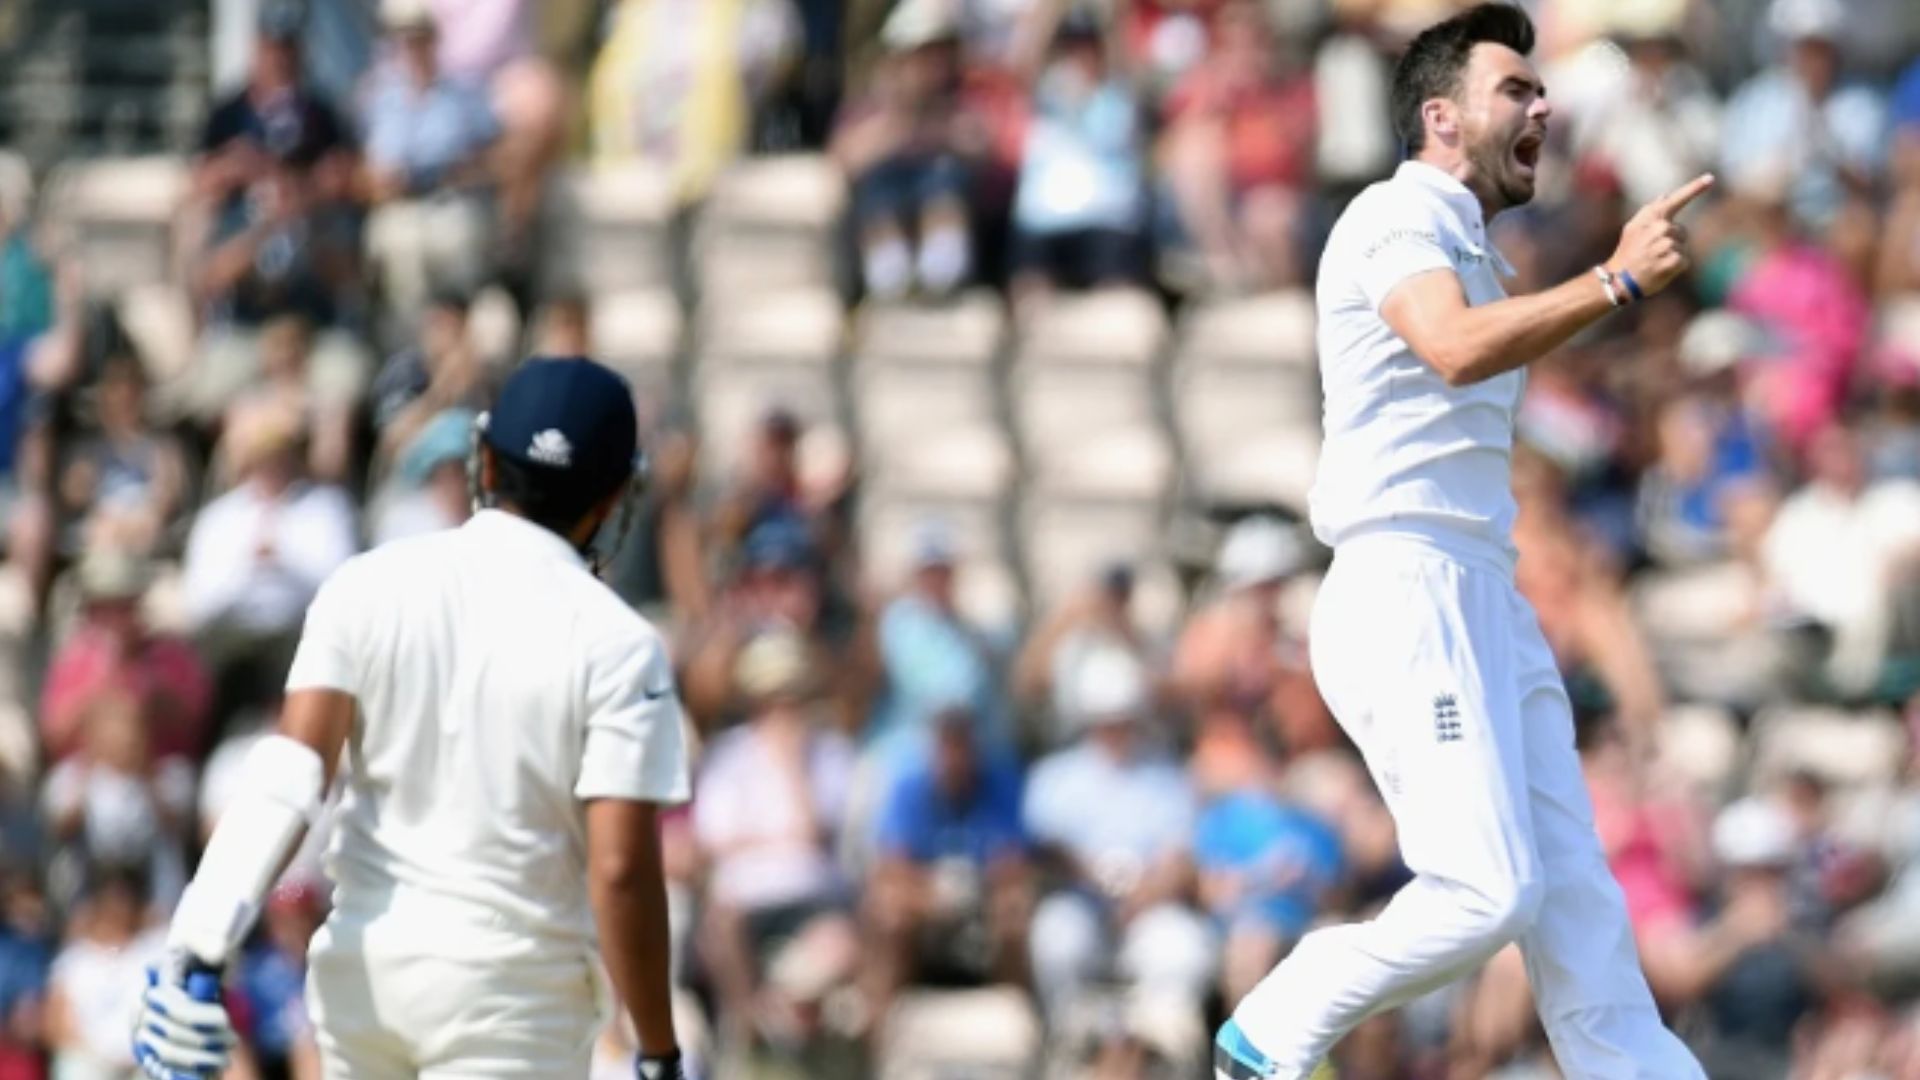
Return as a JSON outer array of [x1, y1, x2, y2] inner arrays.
[[1651, 173, 1715, 219]]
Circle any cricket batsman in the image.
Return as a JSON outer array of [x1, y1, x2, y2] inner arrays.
[[131, 357, 693, 1079], [1214, 4, 1712, 1078]]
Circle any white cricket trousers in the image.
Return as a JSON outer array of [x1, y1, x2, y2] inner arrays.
[[1229, 533, 1705, 1079], [305, 904, 608, 1079]]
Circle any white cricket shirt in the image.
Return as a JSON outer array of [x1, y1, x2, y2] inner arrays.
[[284, 509, 691, 957], [1309, 160, 1526, 568]]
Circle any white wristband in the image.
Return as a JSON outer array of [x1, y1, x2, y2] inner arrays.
[[1592, 265, 1624, 308]]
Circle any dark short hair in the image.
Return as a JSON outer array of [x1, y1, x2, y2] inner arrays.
[[1390, 3, 1536, 154], [487, 446, 626, 537]]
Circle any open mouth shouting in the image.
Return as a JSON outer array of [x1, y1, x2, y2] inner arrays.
[[1512, 129, 1544, 180]]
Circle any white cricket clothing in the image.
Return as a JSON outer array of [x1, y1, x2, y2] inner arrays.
[[1226, 161, 1706, 1078], [285, 509, 691, 1073], [1308, 160, 1528, 568], [1229, 540, 1705, 1079]]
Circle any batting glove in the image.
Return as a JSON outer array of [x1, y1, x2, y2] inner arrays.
[[635, 1050, 687, 1080], [132, 956, 236, 1080]]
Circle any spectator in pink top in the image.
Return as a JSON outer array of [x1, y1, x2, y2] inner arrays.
[[1726, 178, 1871, 458], [38, 551, 211, 767]]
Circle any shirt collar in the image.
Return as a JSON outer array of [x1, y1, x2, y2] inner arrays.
[[1394, 159, 1517, 279], [463, 508, 587, 568]]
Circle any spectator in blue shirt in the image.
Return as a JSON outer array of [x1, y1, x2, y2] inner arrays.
[[0, 868, 50, 1080], [360, 0, 501, 316], [1022, 646, 1215, 1022], [236, 880, 326, 1080], [1720, 0, 1888, 235], [1009, 9, 1148, 315], [1194, 785, 1344, 1007], [865, 706, 1032, 1021]]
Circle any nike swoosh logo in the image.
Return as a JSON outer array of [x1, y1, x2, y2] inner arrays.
[[642, 684, 674, 701]]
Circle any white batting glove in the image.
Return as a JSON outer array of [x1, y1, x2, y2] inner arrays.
[[132, 959, 237, 1080]]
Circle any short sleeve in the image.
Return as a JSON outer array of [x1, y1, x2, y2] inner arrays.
[[1347, 197, 1454, 312], [199, 96, 245, 154], [575, 628, 692, 805], [872, 771, 932, 861], [285, 561, 363, 695]]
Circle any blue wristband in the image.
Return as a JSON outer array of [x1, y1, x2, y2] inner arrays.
[[1617, 269, 1645, 302]]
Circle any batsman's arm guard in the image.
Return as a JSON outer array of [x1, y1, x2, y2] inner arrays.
[[166, 734, 326, 967]]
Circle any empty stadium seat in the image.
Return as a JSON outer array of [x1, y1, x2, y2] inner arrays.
[[875, 987, 1043, 1080], [692, 361, 840, 487], [1013, 287, 1168, 368], [115, 282, 196, 387], [1748, 705, 1907, 790], [1027, 426, 1174, 502], [868, 426, 1015, 502], [854, 363, 999, 459], [1658, 703, 1744, 801], [1174, 289, 1318, 371], [694, 155, 846, 296], [550, 161, 678, 294], [1174, 364, 1320, 459], [1013, 363, 1157, 464], [591, 288, 682, 397], [695, 286, 845, 368], [1186, 427, 1320, 513], [1019, 497, 1163, 606], [852, 291, 1006, 370], [43, 155, 187, 295]]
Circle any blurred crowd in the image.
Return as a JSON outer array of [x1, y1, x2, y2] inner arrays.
[[1, 0, 1920, 1077]]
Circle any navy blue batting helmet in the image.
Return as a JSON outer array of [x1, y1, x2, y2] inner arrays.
[[480, 356, 641, 497]]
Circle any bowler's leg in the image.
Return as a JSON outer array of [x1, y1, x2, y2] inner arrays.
[[1515, 676, 1706, 1079]]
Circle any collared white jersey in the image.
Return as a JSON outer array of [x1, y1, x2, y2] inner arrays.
[[1308, 160, 1526, 565], [284, 509, 691, 958]]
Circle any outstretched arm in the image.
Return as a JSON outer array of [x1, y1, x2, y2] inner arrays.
[[1384, 173, 1715, 387]]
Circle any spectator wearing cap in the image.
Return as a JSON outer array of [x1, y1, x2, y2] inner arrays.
[[1012, 561, 1155, 741], [1155, 0, 1317, 293], [830, 0, 993, 301], [1172, 516, 1332, 797], [1022, 646, 1215, 1028], [55, 352, 188, 561], [869, 524, 1010, 764], [180, 399, 358, 712], [1719, 0, 1888, 237], [680, 513, 877, 736], [361, 0, 502, 318], [692, 629, 860, 1052], [865, 704, 1033, 1024], [712, 407, 807, 556], [371, 407, 477, 546], [38, 550, 210, 767], [1650, 798, 1829, 1080], [1007, 9, 1149, 315], [1549, 5, 1722, 213]]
